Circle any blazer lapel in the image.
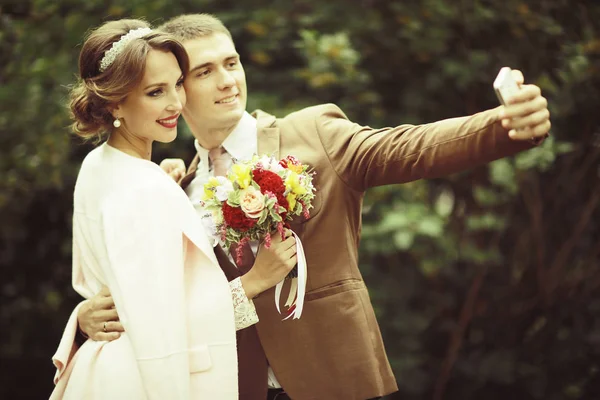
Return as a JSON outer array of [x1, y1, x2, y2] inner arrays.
[[252, 109, 308, 235], [253, 109, 280, 160]]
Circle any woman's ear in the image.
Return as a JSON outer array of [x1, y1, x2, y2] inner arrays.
[[107, 103, 122, 120]]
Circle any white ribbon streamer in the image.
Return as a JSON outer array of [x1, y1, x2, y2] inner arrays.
[[275, 231, 307, 320], [275, 279, 283, 314], [285, 279, 297, 308]]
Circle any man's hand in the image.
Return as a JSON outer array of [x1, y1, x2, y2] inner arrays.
[[77, 286, 123, 341], [159, 158, 186, 182], [498, 69, 551, 141], [240, 231, 297, 299]]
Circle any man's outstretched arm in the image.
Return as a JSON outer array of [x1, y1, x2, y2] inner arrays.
[[315, 69, 551, 191]]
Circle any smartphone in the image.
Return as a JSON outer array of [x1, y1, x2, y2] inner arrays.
[[493, 67, 520, 105]]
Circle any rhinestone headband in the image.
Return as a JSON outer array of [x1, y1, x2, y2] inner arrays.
[[99, 27, 153, 72]]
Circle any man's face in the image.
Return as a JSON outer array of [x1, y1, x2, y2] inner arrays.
[[182, 33, 247, 140]]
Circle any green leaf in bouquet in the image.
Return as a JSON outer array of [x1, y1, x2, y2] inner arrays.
[[269, 208, 282, 221], [265, 195, 277, 208], [206, 198, 222, 209], [258, 209, 268, 225], [227, 190, 241, 206]]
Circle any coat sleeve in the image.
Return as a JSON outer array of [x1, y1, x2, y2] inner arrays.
[[100, 184, 190, 400], [314, 104, 535, 191], [52, 217, 97, 385], [51, 301, 85, 384]]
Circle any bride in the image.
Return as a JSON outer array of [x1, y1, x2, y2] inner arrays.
[[50, 19, 296, 399]]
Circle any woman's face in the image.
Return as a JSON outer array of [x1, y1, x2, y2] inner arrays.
[[114, 49, 186, 144]]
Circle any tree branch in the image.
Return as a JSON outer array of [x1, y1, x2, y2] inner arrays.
[[547, 188, 600, 293], [432, 267, 486, 400], [520, 174, 549, 304]]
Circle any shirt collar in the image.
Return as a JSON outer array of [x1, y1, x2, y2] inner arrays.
[[221, 111, 257, 161], [194, 111, 257, 163]]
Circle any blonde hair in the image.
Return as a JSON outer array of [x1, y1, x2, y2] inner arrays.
[[158, 14, 232, 41], [69, 19, 190, 140]]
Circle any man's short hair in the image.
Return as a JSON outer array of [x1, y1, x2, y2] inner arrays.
[[158, 14, 232, 41]]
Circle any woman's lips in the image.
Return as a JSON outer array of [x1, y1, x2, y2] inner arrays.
[[157, 114, 179, 128]]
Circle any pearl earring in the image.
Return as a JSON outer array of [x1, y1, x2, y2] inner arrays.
[[113, 118, 121, 128]]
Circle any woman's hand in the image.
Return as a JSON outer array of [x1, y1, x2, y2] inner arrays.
[[240, 231, 297, 299]]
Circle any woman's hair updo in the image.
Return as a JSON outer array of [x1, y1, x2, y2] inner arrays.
[[69, 19, 189, 140]]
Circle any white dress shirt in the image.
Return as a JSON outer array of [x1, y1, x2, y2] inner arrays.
[[185, 111, 282, 389]]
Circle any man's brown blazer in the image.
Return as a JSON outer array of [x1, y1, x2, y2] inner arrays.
[[180, 104, 535, 400]]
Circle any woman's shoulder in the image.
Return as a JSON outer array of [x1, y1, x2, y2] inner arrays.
[[79, 144, 176, 195], [76, 144, 159, 193], [100, 171, 207, 251], [108, 169, 194, 224], [107, 170, 184, 210], [77, 144, 105, 173], [74, 143, 194, 223]]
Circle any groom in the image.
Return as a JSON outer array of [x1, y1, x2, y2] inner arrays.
[[76, 13, 551, 400]]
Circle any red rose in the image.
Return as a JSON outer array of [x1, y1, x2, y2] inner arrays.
[[252, 169, 288, 215], [222, 202, 257, 232], [253, 169, 284, 194]]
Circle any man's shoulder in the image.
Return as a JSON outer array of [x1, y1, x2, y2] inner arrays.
[[284, 103, 343, 119], [253, 103, 347, 124]]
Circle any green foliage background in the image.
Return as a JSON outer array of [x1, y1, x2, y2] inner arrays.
[[1, 1, 599, 399]]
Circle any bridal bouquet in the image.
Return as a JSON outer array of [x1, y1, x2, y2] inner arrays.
[[200, 154, 316, 319]]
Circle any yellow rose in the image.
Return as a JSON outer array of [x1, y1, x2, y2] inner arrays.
[[231, 164, 252, 189]]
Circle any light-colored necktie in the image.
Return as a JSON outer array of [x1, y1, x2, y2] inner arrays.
[[208, 146, 230, 177], [208, 147, 255, 273]]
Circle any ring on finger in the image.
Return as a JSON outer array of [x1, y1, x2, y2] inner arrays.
[[103, 322, 107, 332]]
